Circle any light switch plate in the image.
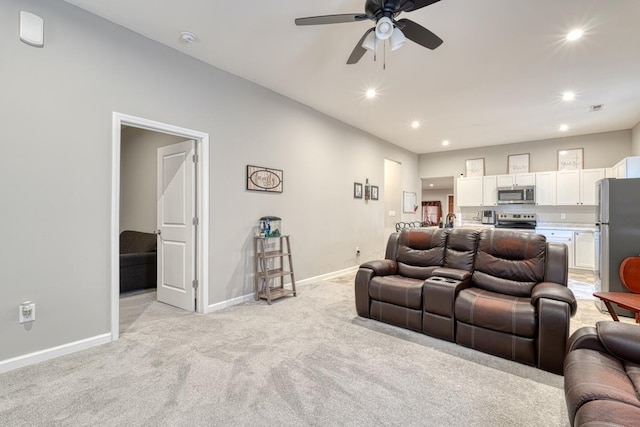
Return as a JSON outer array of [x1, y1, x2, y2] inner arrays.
[[20, 11, 44, 47]]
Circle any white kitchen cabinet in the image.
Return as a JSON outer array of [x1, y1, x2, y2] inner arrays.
[[496, 173, 535, 188], [580, 169, 605, 205], [574, 231, 596, 270], [482, 176, 497, 206], [535, 171, 556, 206], [612, 156, 640, 178], [556, 168, 604, 206], [536, 228, 575, 269], [457, 177, 483, 206]]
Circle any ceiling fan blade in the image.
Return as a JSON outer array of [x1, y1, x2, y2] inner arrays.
[[347, 28, 375, 64], [404, 0, 441, 12], [396, 18, 443, 50], [295, 14, 369, 26]]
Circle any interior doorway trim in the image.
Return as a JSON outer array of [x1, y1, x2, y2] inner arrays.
[[111, 112, 210, 341]]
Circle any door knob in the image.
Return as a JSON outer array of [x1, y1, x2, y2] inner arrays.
[[155, 230, 161, 235]]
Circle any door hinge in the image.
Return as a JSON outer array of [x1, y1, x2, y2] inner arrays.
[[192, 154, 198, 163], [193, 217, 199, 226], [192, 279, 199, 289]]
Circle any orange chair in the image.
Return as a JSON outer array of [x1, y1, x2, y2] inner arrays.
[[594, 255, 640, 323]]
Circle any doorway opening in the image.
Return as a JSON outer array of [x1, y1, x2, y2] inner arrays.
[[110, 113, 210, 341]]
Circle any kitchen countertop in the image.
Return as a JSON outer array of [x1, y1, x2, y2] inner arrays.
[[460, 222, 597, 232], [535, 222, 597, 232]]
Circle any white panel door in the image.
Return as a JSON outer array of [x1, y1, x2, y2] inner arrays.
[[157, 140, 195, 311]]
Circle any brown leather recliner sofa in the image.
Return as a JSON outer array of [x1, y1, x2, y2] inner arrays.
[[355, 228, 577, 374], [564, 321, 640, 426]]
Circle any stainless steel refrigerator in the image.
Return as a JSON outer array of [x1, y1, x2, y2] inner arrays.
[[596, 177, 640, 316]]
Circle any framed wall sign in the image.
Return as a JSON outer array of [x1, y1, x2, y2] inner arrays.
[[371, 185, 379, 200], [465, 158, 485, 177], [403, 191, 417, 213], [508, 153, 530, 174], [558, 148, 584, 171], [246, 165, 283, 193], [354, 182, 363, 199]]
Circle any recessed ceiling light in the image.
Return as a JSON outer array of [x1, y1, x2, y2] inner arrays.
[[366, 88, 377, 99], [429, 183, 434, 187], [411, 121, 420, 129], [442, 140, 450, 146], [562, 91, 575, 101], [566, 29, 583, 41], [559, 124, 569, 132]]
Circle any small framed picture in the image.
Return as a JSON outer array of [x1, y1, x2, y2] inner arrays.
[[508, 153, 530, 174], [558, 148, 584, 170], [465, 158, 485, 177], [371, 185, 379, 200], [354, 182, 363, 199]]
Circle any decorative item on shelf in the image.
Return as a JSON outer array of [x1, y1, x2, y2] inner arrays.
[[258, 216, 281, 237], [371, 185, 379, 200], [354, 182, 363, 199], [464, 158, 485, 177], [508, 153, 530, 174], [247, 165, 283, 193], [558, 148, 584, 171], [364, 178, 371, 200]]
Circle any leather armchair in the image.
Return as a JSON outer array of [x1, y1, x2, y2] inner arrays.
[[564, 321, 640, 426], [453, 230, 576, 374]]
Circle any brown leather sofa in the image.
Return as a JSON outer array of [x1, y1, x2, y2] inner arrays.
[[564, 321, 640, 426], [355, 228, 577, 374]]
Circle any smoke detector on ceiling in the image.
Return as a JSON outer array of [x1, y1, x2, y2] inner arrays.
[[180, 32, 197, 43], [589, 104, 604, 112]]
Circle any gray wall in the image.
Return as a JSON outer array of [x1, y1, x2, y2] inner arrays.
[[419, 130, 632, 178], [0, 0, 420, 361], [120, 128, 185, 234], [633, 122, 640, 156]]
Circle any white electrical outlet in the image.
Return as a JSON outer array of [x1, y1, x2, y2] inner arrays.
[[561, 213, 566, 219], [19, 301, 36, 324]]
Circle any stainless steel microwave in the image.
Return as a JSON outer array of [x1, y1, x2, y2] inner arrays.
[[497, 186, 535, 204]]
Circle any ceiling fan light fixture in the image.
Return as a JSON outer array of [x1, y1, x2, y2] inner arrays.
[[362, 31, 377, 51], [390, 28, 407, 51], [375, 17, 394, 40]]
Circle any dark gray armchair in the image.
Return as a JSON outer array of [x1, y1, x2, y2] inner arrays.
[[119, 230, 157, 293]]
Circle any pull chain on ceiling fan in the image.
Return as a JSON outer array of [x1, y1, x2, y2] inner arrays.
[[294, 0, 443, 65]]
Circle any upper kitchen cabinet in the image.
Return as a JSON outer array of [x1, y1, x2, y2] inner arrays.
[[496, 173, 535, 187], [556, 169, 605, 205], [482, 176, 498, 206], [457, 176, 483, 206], [535, 171, 556, 206], [611, 156, 640, 179]]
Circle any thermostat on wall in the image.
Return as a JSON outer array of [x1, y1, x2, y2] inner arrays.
[[20, 11, 44, 47]]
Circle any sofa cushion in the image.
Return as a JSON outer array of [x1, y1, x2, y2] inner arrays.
[[444, 229, 479, 271], [574, 400, 640, 427], [120, 230, 157, 254], [369, 275, 424, 310], [455, 288, 536, 338], [396, 228, 447, 279], [473, 230, 546, 297], [564, 348, 640, 423]]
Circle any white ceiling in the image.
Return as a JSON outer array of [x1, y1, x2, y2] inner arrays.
[[64, 0, 640, 154]]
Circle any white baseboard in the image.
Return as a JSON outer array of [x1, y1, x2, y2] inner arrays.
[[0, 333, 112, 374], [204, 266, 358, 314], [296, 266, 358, 286]]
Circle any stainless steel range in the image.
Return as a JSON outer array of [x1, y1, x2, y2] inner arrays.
[[495, 212, 537, 232]]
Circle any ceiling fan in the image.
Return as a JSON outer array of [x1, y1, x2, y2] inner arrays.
[[295, 0, 443, 64]]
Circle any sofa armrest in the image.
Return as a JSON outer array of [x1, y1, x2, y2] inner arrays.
[[432, 267, 471, 281], [531, 282, 577, 316], [567, 326, 607, 353], [596, 321, 640, 365], [359, 259, 398, 276]]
